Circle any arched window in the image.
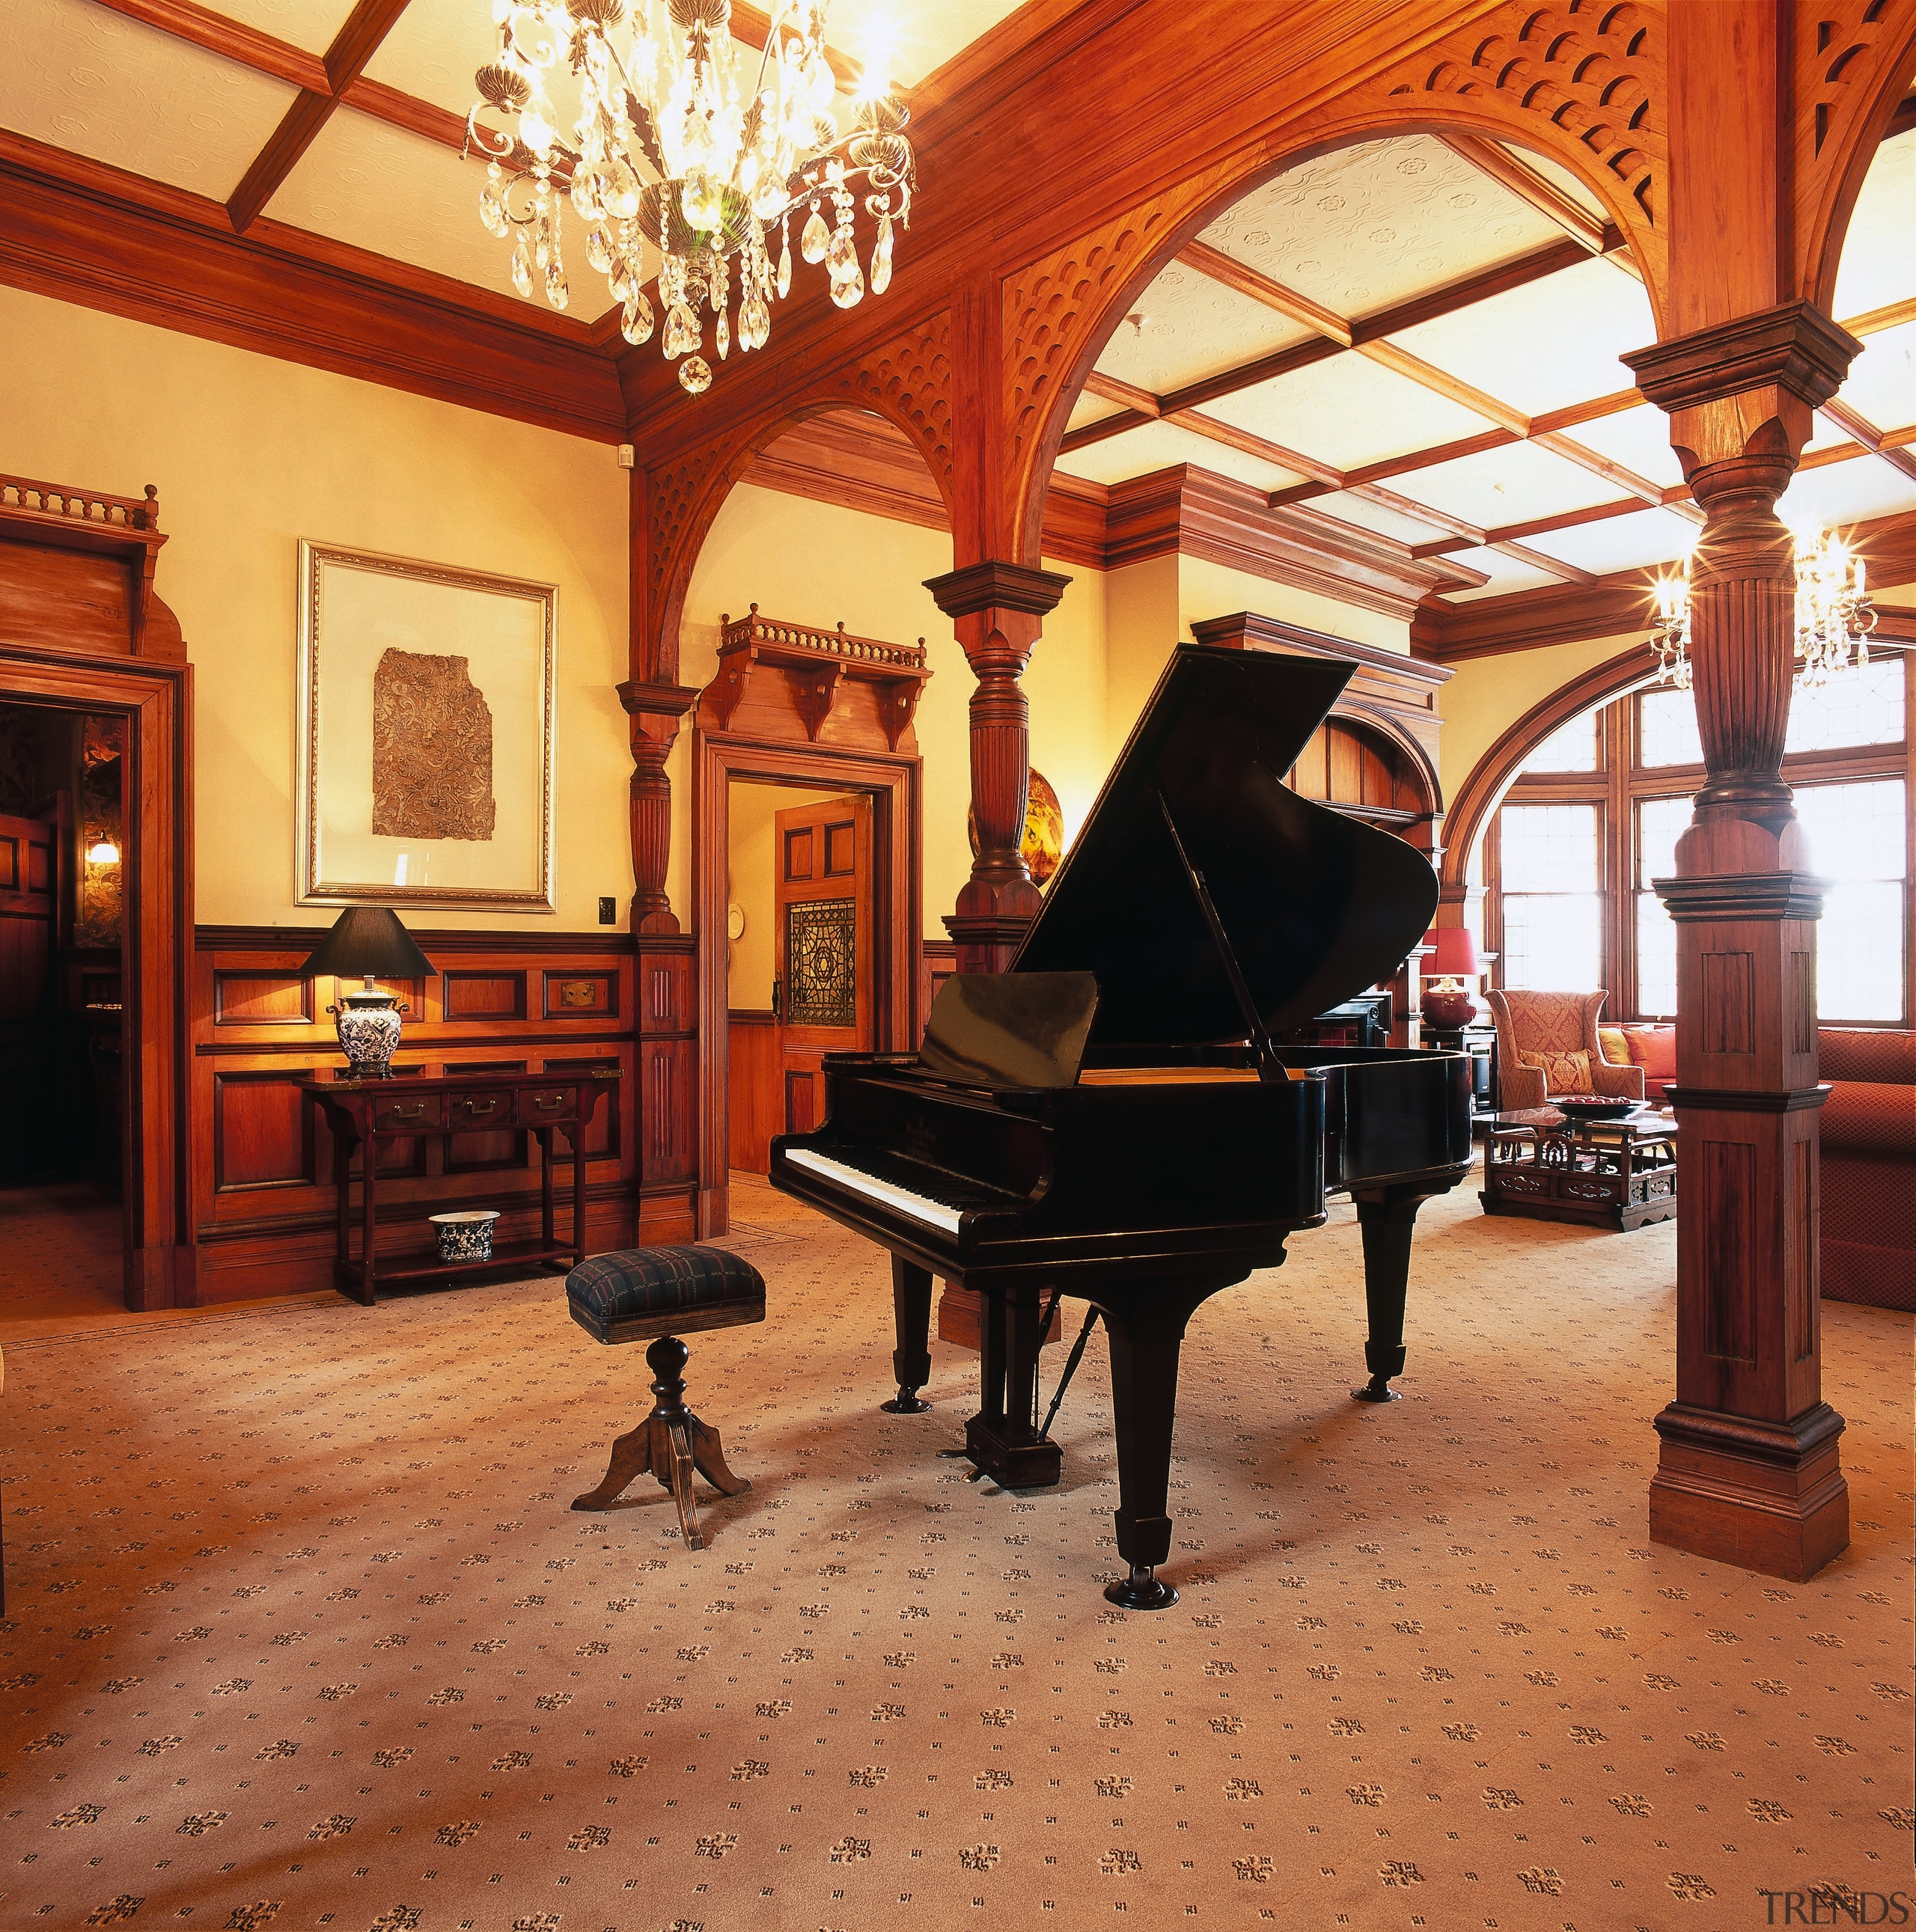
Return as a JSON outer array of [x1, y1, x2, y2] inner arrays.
[[1480, 651, 1912, 1025]]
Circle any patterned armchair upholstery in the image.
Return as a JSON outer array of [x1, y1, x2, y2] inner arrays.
[[1484, 989, 1646, 1110]]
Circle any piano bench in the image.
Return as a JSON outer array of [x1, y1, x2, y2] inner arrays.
[[564, 1246, 766, 1550]]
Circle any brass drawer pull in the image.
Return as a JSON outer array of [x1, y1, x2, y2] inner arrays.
[[462, 1098, 501, 1117], [387, 1102, 427, 1121], [534, 1095, 565, 1111]]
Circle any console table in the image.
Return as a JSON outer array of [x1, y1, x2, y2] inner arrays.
[[299, 1069, 619, 1304], [1480, 1106, 1678, 1232]]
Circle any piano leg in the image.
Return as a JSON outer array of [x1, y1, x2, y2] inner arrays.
[[1350, 1184, 1450, 1403], [1101, 1285, 1215, 1611], [882, 1257, 935, 1414], [964, 1282, 1064, 1489]]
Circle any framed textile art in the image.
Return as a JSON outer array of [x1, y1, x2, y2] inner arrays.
[[296, 541, 556, 911]]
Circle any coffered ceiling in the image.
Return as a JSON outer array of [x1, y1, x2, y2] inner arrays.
[[1057, 127, 1916, 608]]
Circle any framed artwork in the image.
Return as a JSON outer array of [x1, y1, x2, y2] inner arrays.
[[296, 541, 557, 911]]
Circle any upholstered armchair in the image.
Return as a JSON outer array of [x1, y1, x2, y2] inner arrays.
[[1484, 990, 1646, 1110]]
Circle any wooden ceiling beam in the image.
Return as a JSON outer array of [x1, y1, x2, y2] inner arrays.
[[1166, 408, 1342, 486], [1494, 538, 1599, 584], [1412, 494, 1651, 556], [1354, 339, 1528, 433], [1173, 239, 1351, 343], [1436, 133, 1608, 252], [88, 0, 327, 91], [1529, 387, 1644, 434], [226, 0, 413, 234], [1084, 370, 1160, 417], [340, 76, 469, 153], [1821, 400, 1916, 484], [1843, 294, 1916, 337]]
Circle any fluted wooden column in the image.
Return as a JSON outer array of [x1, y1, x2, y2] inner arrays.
[[1623, 302, 1860, 1581], [617, 681, 699, 935], [924, 560, 1071, 973]]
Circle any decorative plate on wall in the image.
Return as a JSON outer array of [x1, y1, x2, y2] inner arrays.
[[967, 768, 1065, 885]]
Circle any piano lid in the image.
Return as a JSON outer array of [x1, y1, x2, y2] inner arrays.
[[1013, 643, 1440, 1048]]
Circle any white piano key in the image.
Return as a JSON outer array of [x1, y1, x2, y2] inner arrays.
[[781, 1148, 965, 1237]]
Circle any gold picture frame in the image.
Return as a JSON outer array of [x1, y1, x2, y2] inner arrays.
[[296, 541, 557, 911]]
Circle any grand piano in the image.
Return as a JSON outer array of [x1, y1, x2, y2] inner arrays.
[[770, 644, 1471, 1607]]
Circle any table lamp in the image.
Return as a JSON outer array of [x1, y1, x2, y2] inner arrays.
[[1422, 926, 1482, 1029], [298, 907, 435, 1079]]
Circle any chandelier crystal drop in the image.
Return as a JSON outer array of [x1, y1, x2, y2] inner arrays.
[[1648, 526, 1876, 694], [467, 0, 915, 396]]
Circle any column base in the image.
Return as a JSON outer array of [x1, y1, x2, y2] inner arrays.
[[943, 910, 1037, 975], [1650, 1400, 1849, 1580]]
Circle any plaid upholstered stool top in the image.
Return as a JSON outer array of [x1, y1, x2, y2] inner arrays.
[[564, 1245, 764, 1550], [565, 1244, 766, 1345]]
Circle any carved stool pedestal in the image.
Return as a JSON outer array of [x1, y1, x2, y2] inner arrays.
[[564, 1245, 766, 1550]]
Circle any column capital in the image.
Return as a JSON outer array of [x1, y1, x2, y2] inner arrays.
[[617, 680, 701, 722], [1622, 301, 1859, 417], [923, 560, 1072, 621]]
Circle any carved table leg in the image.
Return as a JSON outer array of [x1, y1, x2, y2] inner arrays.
[[882, 1256, 934, 1413], [1350, 1184, 1450, 1402]]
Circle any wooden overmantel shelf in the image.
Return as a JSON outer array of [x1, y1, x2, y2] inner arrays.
[[707, 604, 933, 750]]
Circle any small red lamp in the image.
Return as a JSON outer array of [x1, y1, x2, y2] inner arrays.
[[1422, 926, 1482, 1029]]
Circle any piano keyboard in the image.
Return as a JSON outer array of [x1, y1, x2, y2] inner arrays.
[[781, 1147, 1022, 1238]]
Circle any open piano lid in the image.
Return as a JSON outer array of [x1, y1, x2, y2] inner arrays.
[[1013, 643, 1439, 1050]]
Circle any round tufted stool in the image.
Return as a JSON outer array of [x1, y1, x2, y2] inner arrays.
[[564, 1245, 766, 1550]]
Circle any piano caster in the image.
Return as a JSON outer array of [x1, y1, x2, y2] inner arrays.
[[881, 1387, 932, 1414], [1104, 1562, 1179, 1612], [1352, 1375, 1401, 1404]]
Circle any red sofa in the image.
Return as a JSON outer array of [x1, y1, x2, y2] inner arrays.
[[1818, 1029, 1916, 1312]]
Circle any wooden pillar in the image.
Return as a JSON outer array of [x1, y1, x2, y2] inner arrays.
[[617, 681, 699, 935], [924, 560, 1071, 973], [1623, 302, 1858, 1580]]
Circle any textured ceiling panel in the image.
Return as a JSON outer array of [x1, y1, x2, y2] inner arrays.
[[1832, 129, 1916, 324], [266, 109, 526, 302], [1198, 135, 1566, 322], [1778, 456, 1916, 533], [191, 0, 355, 57], [1067, 391, 1125, 434], [0, 0, 297, 200], [1559, 404, 1687, 492], [1387, 438, 1620, 530], [1386, 254, 1654, 418], [1096, 263, 1314, 397], [1303, 491, 1449, 544], [1203, 352, 1495, 473], [1435, 545, 1564, 600], [1052, 418, 1305, 494], [1834, 321, 1916, 434], [359, 0, 498, 119], [1494, 144, 1609, 223], [1519, 506, 1703, 577]]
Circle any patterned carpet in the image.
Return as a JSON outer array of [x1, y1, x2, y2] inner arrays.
[[1, 1173, 1909, 1931]]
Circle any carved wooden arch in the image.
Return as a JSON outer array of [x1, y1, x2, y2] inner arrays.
[[1330, 700, 1447, 824], [641, 309, 955, 687], [1438, 641, 1659, 893], [1003, 0, 1673, 565], [1793, 0, 1916, 313]]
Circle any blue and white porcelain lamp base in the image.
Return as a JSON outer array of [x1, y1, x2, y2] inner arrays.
[[330, 975, 407, 1080]]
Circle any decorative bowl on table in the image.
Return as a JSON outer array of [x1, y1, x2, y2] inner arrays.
[[1551, 1094, 1638, 1122], [429, 1209, 499, 1262]]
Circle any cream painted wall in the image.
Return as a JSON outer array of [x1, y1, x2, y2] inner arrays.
[[1, 285, 631, 932], [671, 483, 1110, 939], [724, 780, 840, 1009]]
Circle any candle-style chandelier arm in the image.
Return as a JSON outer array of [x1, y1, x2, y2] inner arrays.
[[1648, 527, 1874, 694], [466, 0, 915, 394]]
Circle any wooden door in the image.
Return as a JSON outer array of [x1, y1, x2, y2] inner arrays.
[[775, 794, 872, 1135], [0, 810, 55, 1021]]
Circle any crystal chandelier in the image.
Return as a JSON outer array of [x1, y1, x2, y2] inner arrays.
[[1649, 527, 1876, 692], [467, 0, 915, 395]]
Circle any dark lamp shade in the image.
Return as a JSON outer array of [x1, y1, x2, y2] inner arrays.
[[298, 906, 434, 982], [1427, 926, 1481, 978]]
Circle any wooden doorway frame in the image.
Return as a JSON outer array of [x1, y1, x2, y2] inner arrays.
[[0, 644, 195, 1307], [695, 733, 922, 1237]]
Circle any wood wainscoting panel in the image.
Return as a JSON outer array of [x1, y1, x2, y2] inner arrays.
[[443, 969, 528, 1021], [213, 970, 314, 1027], [727, 1009, 780, 1174], [636, 934, 697, 1244], [192, 928, 638, 1303]]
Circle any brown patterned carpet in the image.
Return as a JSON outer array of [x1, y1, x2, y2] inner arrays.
[[1, 1173, 1909, 1931]]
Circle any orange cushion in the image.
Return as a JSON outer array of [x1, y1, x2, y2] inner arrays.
[[1821, 1083, 1916, 1154], [1623, 1026, 1676, 1082], [1598, 1026, 1631, 1065], [1519, 1047, 1593, 1094]]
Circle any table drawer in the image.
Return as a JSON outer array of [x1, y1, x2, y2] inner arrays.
[[371, 1093, 442, 1131], [445, 1088, 515, 1129], [517, 1083, 580, 1125]]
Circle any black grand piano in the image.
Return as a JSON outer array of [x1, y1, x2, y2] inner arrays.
[[770, 644, 1471, 1608]]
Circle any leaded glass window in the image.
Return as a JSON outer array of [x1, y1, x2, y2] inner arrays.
[[784, 898, 857, 1026]]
